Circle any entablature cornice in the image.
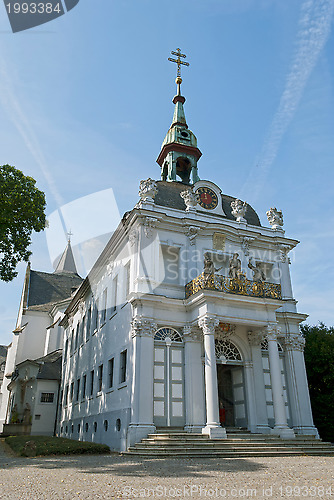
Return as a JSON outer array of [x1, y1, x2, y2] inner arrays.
[[184, 288, 283, 309]]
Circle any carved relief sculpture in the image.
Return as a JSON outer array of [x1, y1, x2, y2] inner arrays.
[[241, 237, 255, 256], [266, 207, 284, 230], [138, 178, 158, 202], [184, 225, 199, 246], [131, 317, 157, 337], [203, 252, 223, 278], [180, 188, 199, 211], [248, 258, 266, 282], [143, 217, 158, 238], [128, 228, 138, 247], [231, 199, 247, 223], [228, 253, 242, 279], [276, 244, 291, 263]]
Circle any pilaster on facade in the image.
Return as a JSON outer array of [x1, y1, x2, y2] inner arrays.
[[183, 323, 206, 433], [247, 330, 271, 433], [263, 323, 295, 439], [128, 316, 157, 448], [283, 333, 319, 437]]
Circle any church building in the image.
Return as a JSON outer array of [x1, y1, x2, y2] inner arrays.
[[0, 51, 319, 451], [57, 54, 318, 451]]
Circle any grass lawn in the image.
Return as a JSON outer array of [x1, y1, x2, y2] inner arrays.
[[5, 435, 110, 457]]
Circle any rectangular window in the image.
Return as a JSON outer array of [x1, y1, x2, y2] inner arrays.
[[79, 315, 85, 345], [119, 350, 127, 384], [125, 262, 131, 298], [40, 392, 54, 403], [94, 298, 99, 331], [90, 370, 94, 396], [101, 289, 107, 324], [76, 378, 80, 401], [112, 276, 118, 312], [98, 364, 103, 392], [86, 306, 91, 339], [70, 382, 74, 401], [74, 323, 79, 350], [82, 374, 87, 399], [70, 329, 74, 354], [108, 358, 114, 388], [161, 245, 180, 284], [64, 385, 69, 405], [60, 390, 63, 407], [64, 338, 69, 361]]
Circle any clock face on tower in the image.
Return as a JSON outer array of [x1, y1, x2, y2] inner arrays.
[[196, 186, 218, 210]]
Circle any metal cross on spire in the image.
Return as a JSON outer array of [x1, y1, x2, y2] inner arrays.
[[168, 48, 189, 80], [67, 229, 73, 242]]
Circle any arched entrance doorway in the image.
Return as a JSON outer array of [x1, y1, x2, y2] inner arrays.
[[215, 339, 247, 428], [153, 327, 185, 428]]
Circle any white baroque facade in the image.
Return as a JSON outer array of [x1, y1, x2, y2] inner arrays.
[[1, 76, 318, 449], [57, 80, 318, 450]]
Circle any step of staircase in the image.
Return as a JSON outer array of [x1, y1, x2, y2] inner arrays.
[[125, 430, 334, 457]]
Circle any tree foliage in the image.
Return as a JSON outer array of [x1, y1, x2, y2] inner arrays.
[[0, 165, 46, 282], [301, 323, 334, 443]]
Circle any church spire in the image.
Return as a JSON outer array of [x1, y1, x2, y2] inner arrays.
[[54, 236, 78, 275], [157, 49, 201, 185]]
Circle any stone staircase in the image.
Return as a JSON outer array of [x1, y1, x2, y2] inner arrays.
[[126, 428, 334, 457]]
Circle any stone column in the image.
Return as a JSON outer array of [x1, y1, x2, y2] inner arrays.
[[284, 335, 319, 437], [247, 331, 271, 434], [265, 324, 295, 439], [198, 316, 227, 439], [183, 324, 206, 433], [127, 318, 157, 448]]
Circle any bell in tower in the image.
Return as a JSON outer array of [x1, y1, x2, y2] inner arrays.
[[156, 49, 202, 185]]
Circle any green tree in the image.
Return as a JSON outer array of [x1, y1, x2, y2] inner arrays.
[[301, 323, 334, 443], [0, 165, 46, 282]]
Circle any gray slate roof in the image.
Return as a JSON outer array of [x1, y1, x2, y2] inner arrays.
[[36, 350, 62, 381], [0, 345, 8, 358], [154, 181, 261, 226], [27, 270, 83, 312]]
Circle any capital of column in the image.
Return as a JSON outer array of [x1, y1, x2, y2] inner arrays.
[[285, 335, 305, 352], [183, 323, 202, 342], [131, 317, 157, 338], [247, 330, 263, 346], [263, 323, 281, 342], [198, 316, 219, 336]]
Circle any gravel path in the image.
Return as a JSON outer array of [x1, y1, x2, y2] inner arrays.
[[0, 440, 333, 499]]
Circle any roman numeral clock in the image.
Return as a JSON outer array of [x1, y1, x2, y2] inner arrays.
[[194, 181, 226, 216], [196, 186, 218, 210]]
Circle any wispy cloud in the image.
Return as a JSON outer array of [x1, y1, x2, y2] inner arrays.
[[240, 0, 334, 202], [0, 53, 63, 208]]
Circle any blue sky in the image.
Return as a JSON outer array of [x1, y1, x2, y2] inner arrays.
[[0, 0, 334, 345]]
